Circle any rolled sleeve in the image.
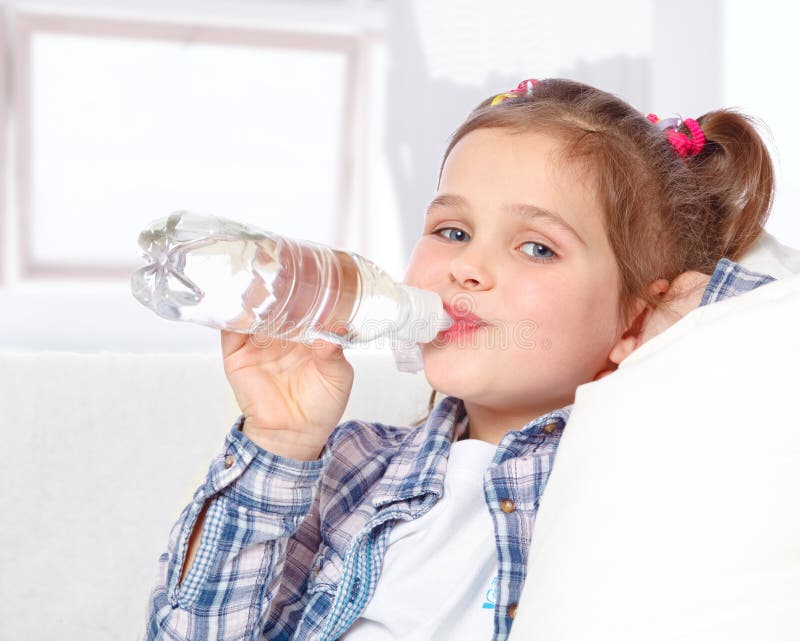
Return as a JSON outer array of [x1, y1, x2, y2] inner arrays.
[[202, 415, 328, 516], [145, 415, 329, 639]]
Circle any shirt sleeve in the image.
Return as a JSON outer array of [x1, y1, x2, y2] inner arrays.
[[142, 414, 329, 641], [699, 258, 777, 307]]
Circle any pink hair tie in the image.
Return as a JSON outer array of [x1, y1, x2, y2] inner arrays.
[[646, 113, 706, 159], [490, 78, 540, 106], [510, 78, 540, 95]]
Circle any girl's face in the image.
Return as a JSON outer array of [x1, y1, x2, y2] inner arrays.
[[404, 127, 624, 423]]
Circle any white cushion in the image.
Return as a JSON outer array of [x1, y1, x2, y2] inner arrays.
[[0, 348, 429, 641], [736, 229, 800, 277], [509, 231, 800, 641]]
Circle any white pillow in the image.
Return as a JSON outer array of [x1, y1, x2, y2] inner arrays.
[[509, 231, 800, 641], [736, 229, 800, 277]]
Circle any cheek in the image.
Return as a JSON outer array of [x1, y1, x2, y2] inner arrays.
[[557, 284, 621, 348], [403, 240, 444, 287], [511, 276, 618, 346], [502, 278, 553, 324]]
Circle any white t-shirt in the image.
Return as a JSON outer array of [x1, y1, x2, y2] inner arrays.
[[342, 438, 499, 641]]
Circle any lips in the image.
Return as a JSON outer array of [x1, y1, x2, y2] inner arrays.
[[437, 302, 488, 342], [443, 301, 488, 327]]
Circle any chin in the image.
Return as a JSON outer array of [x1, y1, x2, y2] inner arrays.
[[420, 346, 488, 399]]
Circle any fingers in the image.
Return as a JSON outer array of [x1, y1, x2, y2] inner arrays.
[[311, 338, 345, 362], [222, 328, 348, 372], [310, 339, 351, 382], [669, 271, 711, 297]]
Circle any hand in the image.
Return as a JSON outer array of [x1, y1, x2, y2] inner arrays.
[[637, 271, 712, 347], [221, 330, 354, 460], [592, 270, 712, 382]]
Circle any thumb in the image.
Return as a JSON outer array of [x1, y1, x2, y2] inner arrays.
[[220, 329, 247, 356]]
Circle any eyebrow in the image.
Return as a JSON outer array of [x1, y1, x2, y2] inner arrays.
[[425, 193, 587, 247]]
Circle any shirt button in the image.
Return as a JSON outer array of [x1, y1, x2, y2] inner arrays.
[[499, 498, 516, 514], [224, 454, 235, 469], [312, 566, 321, 579], [543, 421, 558, 434], [507, 603, 518, 619]]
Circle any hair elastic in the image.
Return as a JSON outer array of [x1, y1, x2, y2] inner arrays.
[[647, 113, 706, 159], [490, 78, 540, 106]]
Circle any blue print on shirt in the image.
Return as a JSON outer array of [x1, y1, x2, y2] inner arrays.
[[482, 575, 498, 609]]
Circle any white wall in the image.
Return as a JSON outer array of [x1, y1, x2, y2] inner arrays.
[[0, 0, 797, 353], [722, 0, 800, 248]]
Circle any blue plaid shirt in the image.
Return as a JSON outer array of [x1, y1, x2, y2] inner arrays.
[[143, 258, 775, 641]]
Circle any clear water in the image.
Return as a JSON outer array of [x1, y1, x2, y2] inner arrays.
[[131, 211, 450, 349]]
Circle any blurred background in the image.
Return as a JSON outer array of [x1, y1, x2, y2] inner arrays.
[[0, 0, 797, 354], [1, 2, 799, 639]]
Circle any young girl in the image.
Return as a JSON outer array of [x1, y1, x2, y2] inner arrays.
[[143, 78, 777, 641]]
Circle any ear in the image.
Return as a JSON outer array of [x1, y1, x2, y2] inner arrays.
[[591, 279, 670, 382]]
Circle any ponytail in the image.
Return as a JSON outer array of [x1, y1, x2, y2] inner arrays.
[[691, 109, 775, 261]]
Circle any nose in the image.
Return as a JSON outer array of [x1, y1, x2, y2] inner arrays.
[[449, 243, 494, 290]]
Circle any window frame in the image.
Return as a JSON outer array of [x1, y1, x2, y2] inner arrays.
[[0, 10, 7, 285], [13, 11, 362, 280]]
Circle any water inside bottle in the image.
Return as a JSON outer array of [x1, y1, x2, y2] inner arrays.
[[248, 244, 360, 345], [132, 217, 362, 342], [132, 211, 446, 351]]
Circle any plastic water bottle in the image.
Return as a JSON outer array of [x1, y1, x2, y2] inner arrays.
[[130, 211, 453, 372]]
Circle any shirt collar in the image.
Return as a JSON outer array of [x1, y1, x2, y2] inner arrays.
[[370, 395, 573, 509]]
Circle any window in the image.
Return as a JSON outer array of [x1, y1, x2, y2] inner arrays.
[[16, 13, 357, 277], [0, 9, 399, 352]]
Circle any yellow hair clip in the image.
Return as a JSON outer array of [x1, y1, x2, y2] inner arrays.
[[490, 78, 540, 106], [491, 92, 516, 106]]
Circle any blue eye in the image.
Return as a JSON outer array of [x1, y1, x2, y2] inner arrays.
[[520, 242, 556, 263], [434, 227, 557, 264], [435, 227, 470, 242]]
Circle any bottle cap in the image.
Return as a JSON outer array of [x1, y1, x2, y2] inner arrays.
[[390, 285, 454, 373], [396, 285, 453, 343], [391, 341, 426, 373]]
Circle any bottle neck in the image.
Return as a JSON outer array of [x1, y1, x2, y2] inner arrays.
[[395, 283, 451, 343]]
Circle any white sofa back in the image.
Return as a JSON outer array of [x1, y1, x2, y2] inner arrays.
[[0, 348, 431, 641]]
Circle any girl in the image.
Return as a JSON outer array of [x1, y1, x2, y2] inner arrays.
[[143, 78, 776, 641]]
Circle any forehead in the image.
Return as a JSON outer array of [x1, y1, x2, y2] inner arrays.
[[439, 127, 606, 243]]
